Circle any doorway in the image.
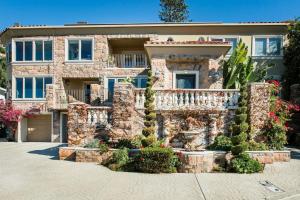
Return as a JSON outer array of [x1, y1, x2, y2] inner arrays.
[[60, 112, 68, 143]]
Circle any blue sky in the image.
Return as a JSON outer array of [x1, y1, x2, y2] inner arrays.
[[1, 0, 299, 30]]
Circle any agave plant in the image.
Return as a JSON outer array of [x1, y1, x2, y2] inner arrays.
[[222, 40, 272, 89]]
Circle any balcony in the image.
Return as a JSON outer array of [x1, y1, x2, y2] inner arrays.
[[134, 89, 240, 110], [109, 53, 148, 68]]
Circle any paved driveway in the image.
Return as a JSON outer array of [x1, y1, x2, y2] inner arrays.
[[0, 142, 299, 200]]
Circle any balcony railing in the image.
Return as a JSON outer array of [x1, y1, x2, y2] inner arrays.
[[134, 89, 240, 110], [109, 53, 148, 68]]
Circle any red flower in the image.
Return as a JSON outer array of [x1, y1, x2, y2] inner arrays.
[[140, 157, 144, 161], [160, 144, 166, 148], [269, 112, 276, 117]]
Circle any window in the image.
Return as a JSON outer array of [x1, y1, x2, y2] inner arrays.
[[176, 74, 196, 89], [14, 40, 53, 62], [132, 77, 147, 88], [15, 77, 53, 99], [107, 77, 146, 102], [210, 37, 238, 55], [67, 39, 93, 61], [254, 36, 282, 56]]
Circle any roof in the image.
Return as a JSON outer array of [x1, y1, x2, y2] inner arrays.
[[0, 21, 289, 43]]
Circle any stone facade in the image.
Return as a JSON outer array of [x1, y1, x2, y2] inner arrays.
[[248, 83, 271, 134]]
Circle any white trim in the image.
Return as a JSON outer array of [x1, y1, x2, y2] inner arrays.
[[208, 35, 240, 56], [252, 35, 284, 57], [12, 75, 53, 100], [60, 112, 68, 143], [173, 70, 199, 89], [65, 37, 94, 62], [12, 38, 54, 62]]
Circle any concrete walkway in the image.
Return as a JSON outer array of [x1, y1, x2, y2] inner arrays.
[[0, 143, 299, 200]]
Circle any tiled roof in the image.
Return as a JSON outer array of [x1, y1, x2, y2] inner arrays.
[[146, 41, 230, 45]]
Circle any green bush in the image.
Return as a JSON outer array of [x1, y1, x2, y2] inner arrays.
[[231, 132, 247, 145], [208, 135, 233, 151], [107, 148, 130, 171], [231, 142, 249, 155], [230, 152, 264, 173], [141, 134, 157, 147], [116, 139, 133, 149], [248, 141, 268, 151], [99, 143, 109, 154], [134, 147, 179, 173], [84, 139, 100, 148]]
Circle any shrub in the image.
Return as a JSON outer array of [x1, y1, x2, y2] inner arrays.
[[116, 139, 133, 149], [99, 143, 109, 154], [208, 135, 233, 151], [107, 148, 130, 171], [131, 135, 144, 149], [231, 142, 249, 155], [84, 139, 100, 148], [230, 153, 264, 173], [248, 140, 268, 151], [134, 147, 178, 173], [141, 134, 157, 147]]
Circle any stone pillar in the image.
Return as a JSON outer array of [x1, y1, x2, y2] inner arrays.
[[109, 83, 141, 140], [151, 58, 168, 89], [208, 113, 219, 144], [67, 102, 95, 146], [46, 84, 55, 109], [90, 84, 104, 106], [248, 83, 271, 134]]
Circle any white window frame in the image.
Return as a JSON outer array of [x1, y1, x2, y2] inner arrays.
[[173, 70, 199, 89], [13, 75, 53, 100], [65, 37, 94, 62], [12, 37, 54, 63], [252, 35, 283, 58], [209, 36, 239, 56]]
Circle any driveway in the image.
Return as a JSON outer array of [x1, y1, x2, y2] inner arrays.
[[0, 142, 299, 200]]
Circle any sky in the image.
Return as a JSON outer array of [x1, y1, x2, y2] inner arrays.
[[0, 0, 299, 30]]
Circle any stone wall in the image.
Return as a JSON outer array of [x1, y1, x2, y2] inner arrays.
[[109, 83, 144, 141], [67, 103, 96, 146], [248, 83, 271, 134], [151, 56, 223, 90]]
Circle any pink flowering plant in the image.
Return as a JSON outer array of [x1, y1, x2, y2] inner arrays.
[[263, 80, 300, 150], [0, 100, 23, 139]]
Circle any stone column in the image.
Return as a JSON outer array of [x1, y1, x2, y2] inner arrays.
[[208, 113, 219, 144], [67, 102, 95, 146], [151, 58, 168, 89], [109, 83, 142, 141], [90, 84, 104, 106], [248, 83, 271, 134], [46, 84, 56, 109]]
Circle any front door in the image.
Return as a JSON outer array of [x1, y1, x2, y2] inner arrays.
[[84, 84, 91, 104], [61, 113, 68, 143], [176, 74, 196, 89]]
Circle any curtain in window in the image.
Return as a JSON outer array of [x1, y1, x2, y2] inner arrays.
[[68, 40, 79, 60], [269, 38, 281, 55]]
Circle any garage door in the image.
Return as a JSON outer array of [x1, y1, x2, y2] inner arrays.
[[27, 115, 52, 142]]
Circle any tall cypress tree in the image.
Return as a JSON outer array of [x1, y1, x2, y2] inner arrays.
[[159, 0, 189, 22], [142, 70, 156, 137]]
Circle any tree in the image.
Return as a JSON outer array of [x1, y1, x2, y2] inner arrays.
[[142, 70, 156, 138], [283, 18, 300, 99], [222, 40, 271, 89], [159, 0, 189, 22], [0, 46, 7, 88]]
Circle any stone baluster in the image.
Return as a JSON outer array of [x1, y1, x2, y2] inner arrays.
[[87, 110, 92, 124], [184, 91, 189, 106], [93, 111, 97, 125], [199, 92, 204, 107], [141, 92, 145, 108], [163, 91, 169, 109], [168, 92, 173, 108], [135, 91, 140, 108], [195, 92, 200, 107], [174, 92, 178, 108], [207, 92, 212, 108], [224, 92, 228, 107], [190, 91, 195, 107], [179, 92, 184, 107]]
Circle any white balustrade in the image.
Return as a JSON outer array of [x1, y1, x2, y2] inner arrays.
[[134, 89, 240, 110], [87, 107, 110, 126], [110, 53, 148, 68]]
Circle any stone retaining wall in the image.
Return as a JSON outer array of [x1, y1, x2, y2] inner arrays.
[[59, 147, 290, 173]]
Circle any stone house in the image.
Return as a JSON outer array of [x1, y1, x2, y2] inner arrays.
[[0, 22, 287, 147]]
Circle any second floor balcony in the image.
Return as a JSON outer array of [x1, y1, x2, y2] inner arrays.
[[108, 52, 148, 68]]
